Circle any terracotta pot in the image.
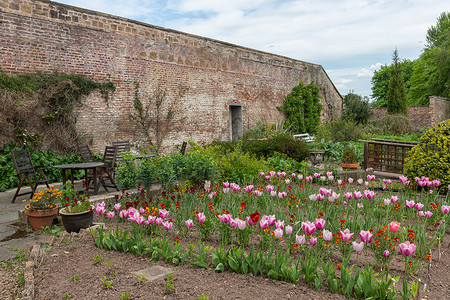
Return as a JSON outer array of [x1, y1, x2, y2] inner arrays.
[[24, 205, 58, 231], [341, 162, 360, 171], [59, 206, 94, 233]]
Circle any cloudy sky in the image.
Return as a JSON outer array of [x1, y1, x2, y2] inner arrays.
[[56, 0, 448, 99]]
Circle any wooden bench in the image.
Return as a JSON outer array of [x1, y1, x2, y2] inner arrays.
[[293, 133, 315, 143]]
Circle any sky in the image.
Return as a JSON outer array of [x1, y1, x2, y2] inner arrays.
[[55, 0, 448, 99]]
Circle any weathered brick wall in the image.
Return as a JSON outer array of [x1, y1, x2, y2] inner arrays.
[[0, 0, 342, 153], [370, 96, 450, 129]]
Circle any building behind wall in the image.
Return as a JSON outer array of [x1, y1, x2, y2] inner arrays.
[[0, 0, 343, 153]]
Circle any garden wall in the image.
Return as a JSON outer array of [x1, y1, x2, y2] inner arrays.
[[370, 96, 450, 129], [0, 0, 342, 153]]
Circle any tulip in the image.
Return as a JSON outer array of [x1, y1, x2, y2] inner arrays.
[[314, 218, 325, 230], [266, 215, 276, 226], [204, 180, 211, 192], [332, 191, 340, 199], [259, 172, 265, 177], [135, 216, 144, 225], [147, 215, 156, 224], [340, 229, 354, 242], [320, 176, 327, 181], [432, 179, 441, 187], [310, 237, 317, 246], [344, 192, 352, 199], [326, 171, 333, 177], [185, 219, 193, 228], [359, 230, 373, 243], [399, 241, 416, 256], [441, 205, 450, 214], [313, 173, 321, 178], [309, 194, 318, 201], [266, 185, 274, 193], [265, 176, 271, 181], [259, 219, 269, 230], [285, 225, 293, 235], [348, 177, 354, 183], [285, 179, 290, 184], [367, 174, 375, 181], [353, 191, 362, 199], [275, 220, 285, 229], [244, 185, 254, 192], [357, 203, 363, 209], [274, 228, 283, 239], [301, 221, 316, 234], [383, 250, 390, 258], [230, 218, 238, 228], [297, 174, 303, 180], [418, 211, 425, 217], [162, 221, 173, 231], [253, 190, 263, 196], [119, 210, 128, 218], [390, 195, 399, 203], [323, 229, 333, 241], [230, 183, 240, 191], [159, 209, 169, 219], [405, 200, 415, 208], [357, 179, 364, 185], [270, 191, 277, 197], [363, 190, 375, 199], [95, 203, 105, 214], [296, 234, 306, 245], [223, 188, 230, 193], [337, 179, 342, 185], [208, 192, 217, 199], [425, 211, 433, 218], [352, 241, 364, 252], [383, 198, 391, 206], [250, 211, 260, 223], [306, 175, 313, 182], [415, 203, 424, 210], [278, 192, 287, 198], [237, 219, 246, 230], [107, 211, 115, 219], [316, 194, 324, 201], [223, 181, 230, 188], [196, 212, 206, 223], [269, 171, 276, 177], [246, 216, 254, 226], [279, 172, 286, 177], [291, 173, 296, 178], [113, 203, 121, 211], [219, 214, 231, 223], [155, 217, 163, 226], [388, 221, 400, 233], [139, 207, 145, 215]]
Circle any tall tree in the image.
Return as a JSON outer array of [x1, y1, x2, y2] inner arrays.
[[387, 48, 407, 114], [342, 92, 372, 124]]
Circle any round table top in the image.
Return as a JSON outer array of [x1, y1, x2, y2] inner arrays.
[[53, 162, 105, 169]]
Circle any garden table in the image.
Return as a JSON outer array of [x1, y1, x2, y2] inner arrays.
[[53, 162, 105, 195]]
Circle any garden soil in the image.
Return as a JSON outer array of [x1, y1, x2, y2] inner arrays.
[[27, 224, 450, 300]]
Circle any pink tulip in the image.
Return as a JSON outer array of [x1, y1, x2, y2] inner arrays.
[[357, 203, 363, 209], [432, 179, 441, 187], [162, 221, 173, 231], [367, 175, 376, 181], [348, 178, 354, 183], [314, 218, 325, 230], [223, 188, 230, 193], [301, 221, 316, 234], [297, 174, 303, 180], [353, 191, 363, 199], [306, 175, 313, 182], [230, 218, 238, 228], [425, 211, 433, 218], [357, 179, 364, 185], [223, 181, 230, 188], [405, 200, 415, 208], [399, 241, 416, 256], [244, 185, 254, 192], [208, 192, 217, 199], [285, 179, 290, 184], [310, 237, 317, 246], [107, 211, 115, 219], [219, 214, 231, 223], [185, 219, 193, 228], [323, 229, 333, 241], [278, 192, 287, 198], [259, 172, 265, 177], [441, 205, 450, 214], [274, 228, 283, 239], [359, 230, 373, 243], [159, 209, 169, 219], [383, 250, 390, 258], [155, 217, 163, 226], [383, 198, 391, 206], [352, 241, 364, 252], [253, 190, 263, 196], [326, 171, 333, 177], [418, 211, 425, 217], [135, 216, 145, 225], [319, 188, 332, 196], [337, 179, 342, 185], [259, 219, 269, 230], [119, 210, 128, 218], [285, 225, 293, 235], [275, 220, 285, 229], [390, 195, 399, 203], [344, 192, 352, 199], [270, 191, 277, 197], [320, 176, 327, 181], [95, 203, 105, 214], [309, 194, 318, 201], [246, 216, 254, 226], [316, 194, 324, 201], [237, 219, 246, 230], [196, 212, 206, 223], [313, 173, 321, 178], [147, 215, 156, 224], [415, 203, 424, 210], [388, 221, 400, 233], [269, 171, 276, 177], [266, 215, 276, 226], [113, 203, 121, 211], [291, 173, 296, 178], [363, 190, 375, 199], [340, 229, 354, 242], [265, 176, 271, 181], [139, 207, 145, 215], [296, 234, 306, 245], [204, 180, 211, 192]]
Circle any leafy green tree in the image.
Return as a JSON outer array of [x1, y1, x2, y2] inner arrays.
[[277, 82, 322, 134], [387, 49, 407, 114], [342, 92, 373, 124], [370, 60, 413, 107]]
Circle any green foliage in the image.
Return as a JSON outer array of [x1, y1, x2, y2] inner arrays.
[[267, 152, 307, 173], [139, 157, 158, 190], [342, 92, 373, 124], [116, 152, 139, 190], [341, 145, 357, 164], [184, 151, 219, 184], [0, 142, 84, 192], [313, 140, 364, 163], [368, 114, 413, 136], [404, 119, 450, 193], [325, 119, 364, 142], [277, 82, 322, 134], [387, 49, 407, 114]]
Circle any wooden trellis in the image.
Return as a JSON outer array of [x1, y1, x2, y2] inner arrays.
[[362, 139, 418, 174]]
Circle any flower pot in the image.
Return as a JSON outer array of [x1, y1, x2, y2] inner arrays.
[[341, 162, 360, 171], [59, 206, 94, 233], [24, 205, 58, 231]]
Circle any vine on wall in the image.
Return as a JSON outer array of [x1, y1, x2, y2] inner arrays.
[[277, 81, 322, 134], [0, 70, 115, 154]]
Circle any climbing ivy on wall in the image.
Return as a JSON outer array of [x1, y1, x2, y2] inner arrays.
[[0, 69, 115, 154], [277, 81, 322, 134]]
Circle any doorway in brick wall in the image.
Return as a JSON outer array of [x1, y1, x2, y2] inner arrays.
[[229, 104, 243, 141]]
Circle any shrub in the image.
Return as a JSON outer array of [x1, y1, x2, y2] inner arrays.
[[404, 119, 450, 193], [267, 152, 307, 173], [139, 157, 158, 190], [342, 92, 373, 125], [115, 153, 139, 190], [341, 146, 357, 164], [184, 151, 219, 184], [368, 114, 413, 135], [328, 119, 364, 142]]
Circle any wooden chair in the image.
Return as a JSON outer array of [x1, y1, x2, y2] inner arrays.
[[112, 141, 131, 162], [11, 149, 52, 203], [79, 145, 96, 188], [180, 141, 187, 155], [97, 145, 119, 192]]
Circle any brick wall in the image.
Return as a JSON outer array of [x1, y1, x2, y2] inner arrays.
[[370, 96, 449, 129], [0, 0, 343, 153]]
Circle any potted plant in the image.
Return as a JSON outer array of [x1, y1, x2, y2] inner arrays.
[[23, 187, 60, 231], [59, 186, 94, 233], [341, 145, 360, 170]]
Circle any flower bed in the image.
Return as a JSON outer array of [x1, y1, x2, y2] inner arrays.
[[93, 171, 449, 299]]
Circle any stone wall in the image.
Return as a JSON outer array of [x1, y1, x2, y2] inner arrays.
[[0, 0, 342, 153], [370, 96, 450, 129]]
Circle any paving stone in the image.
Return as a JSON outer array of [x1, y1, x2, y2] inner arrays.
[[132, 266, 173, 282]]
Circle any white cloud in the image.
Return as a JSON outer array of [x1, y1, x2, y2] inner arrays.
[[357, 63, 384, 77]]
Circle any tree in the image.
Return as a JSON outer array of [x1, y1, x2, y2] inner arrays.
[[277, 82, 322, 134], [342, 92, 373, 124], [370, 60, 413, 107], [387, 49, 407, 114]]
